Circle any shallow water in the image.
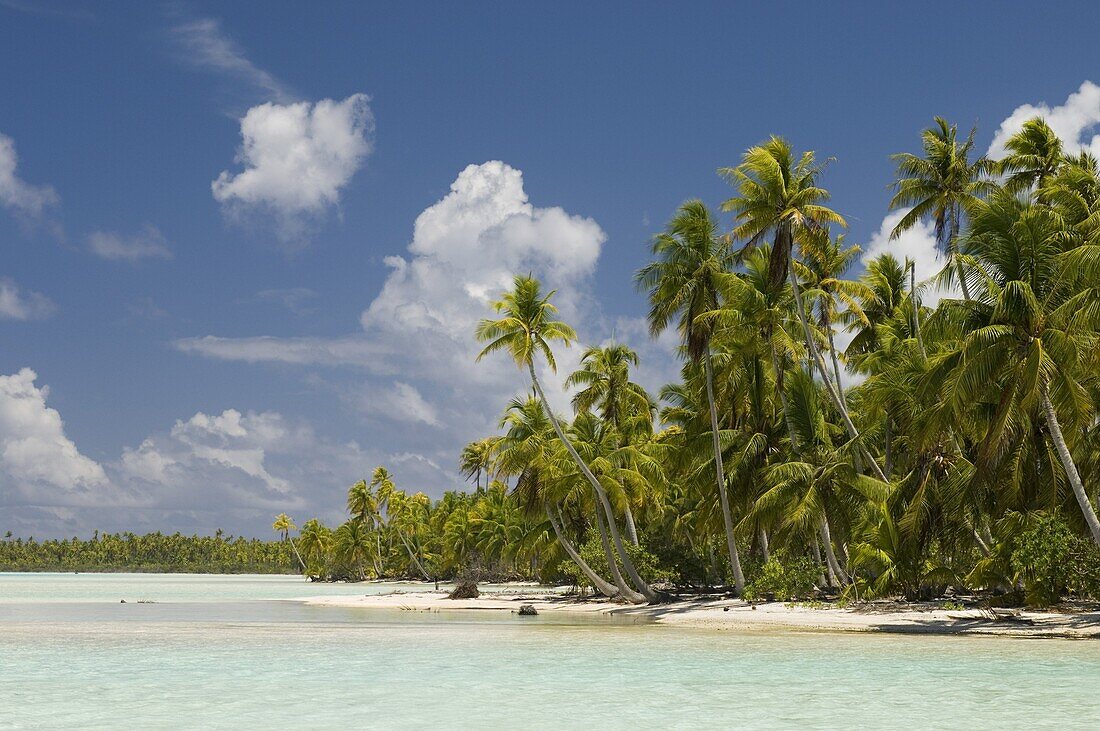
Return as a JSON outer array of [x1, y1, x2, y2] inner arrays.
[[1, 573, 1099, 729]]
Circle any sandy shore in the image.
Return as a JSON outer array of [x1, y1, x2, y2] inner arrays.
[[299, 589, 1100, 639]]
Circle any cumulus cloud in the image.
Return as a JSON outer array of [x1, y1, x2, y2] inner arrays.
[[0, 368, 105, 490], [860, 209, 957, 308], [169, 16, 293, 103], [0, 132, 58, 219], [212, 94, 374, 245], [0, 367, 456, 537], [988, 80, 1100, 159], [87, 225, 172, 262], [0, 278, 55, 320], [178, 161, 613, 485]]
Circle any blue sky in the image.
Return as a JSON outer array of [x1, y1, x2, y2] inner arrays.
[[2, 0, 1099, 538]]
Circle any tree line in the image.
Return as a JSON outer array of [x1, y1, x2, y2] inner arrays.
[[286, 115, 1100, 607], [0, 530, 295, 574]]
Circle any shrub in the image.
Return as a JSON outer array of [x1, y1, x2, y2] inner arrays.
[[1011, 514, 1100, 606], [743, 555, 818, 601]]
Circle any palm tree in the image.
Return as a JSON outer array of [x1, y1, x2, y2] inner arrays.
[[477, 274, 656, 603], [271, 513, 305, 573], [998, 117, 1065, 195], [798, 228, 871, 390], [297, 519, 331, 577], [635, 200, 746, 593], [565, 342, 655, 544], [334, 520, 374, 580], [721, 137, 888, 482], [888, 117, 994, 300], [497, 396, 620, 597], [938, 189, 1100, 544], [459, 438, 497, 490]]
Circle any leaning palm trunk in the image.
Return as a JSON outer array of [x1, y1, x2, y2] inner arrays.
[[787, 257, 889, 483], [397, 531, 432, 581], [594, 500, 646, 603], [623, 504, 640, 546], [1041, 384, 1100, 546], [703, 351, 746, 593], [546, 506, 618, 598], [819, 517, 849, 585], [758, 528, 770, 563], [527, 362, 657, 603], [287, 537, 306, 574]]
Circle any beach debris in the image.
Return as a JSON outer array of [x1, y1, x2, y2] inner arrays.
[[517, 604, 538, 616], [448, 580, 480, 599]]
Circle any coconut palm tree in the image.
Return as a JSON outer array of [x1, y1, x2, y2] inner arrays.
[[272, 513, 305, 573], [721, 137, 888, 482], [333, 520, 374, 580], [635, 200, 746, 593], [459, 438, 497, 490], [477, 274, 656, 602], [998, 117, 1065, 195], [565, 342, 655, 544], [888, 117, 994, 300], [497, 396, 620, 597], [937, 188, 1100, 544]]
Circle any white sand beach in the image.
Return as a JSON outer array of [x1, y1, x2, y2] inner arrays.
[[300, 589, 1100, 639]]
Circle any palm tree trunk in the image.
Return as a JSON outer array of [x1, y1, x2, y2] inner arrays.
[[788, 260, 889, 483], [810, 539, 828, 588], [819, 517, 849, 584], [397, 531, 432, 581], [909, 261, 926, 357], [703, 351, 746, 594], [623, 504, 640, 546], [287, 536, 306, 574], [594, 499, 646, 602], [950, 210, 972, 302], [770, 344, 799, 451], [527, 362, 657, 602], [1041, 384, 1100, 545], [546, 506, 618, 597], [758, 527, 770, 563], [824, 310, 846, 397]]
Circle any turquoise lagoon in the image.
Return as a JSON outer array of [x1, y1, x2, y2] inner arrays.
[[1, 573, 1099, 729]]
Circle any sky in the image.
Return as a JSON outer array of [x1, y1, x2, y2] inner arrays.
[[3, 0, 1100, 538]]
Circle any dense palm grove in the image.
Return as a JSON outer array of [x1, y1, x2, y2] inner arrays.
[[8, 116, 1100, 606], [284, 116, 1100, 607], [0, 531, 295, 573]]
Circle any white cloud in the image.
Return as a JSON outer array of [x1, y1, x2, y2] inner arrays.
[[179, 160, 610, 475], [861, 209, 957, 309], [87, 225, 172, 262], [988, 80, 1100, 160], [212, 94, 374, 245], [0, 368, 105, 489], [169, 16, 293, 103], [0, 278, 55, 320], [354, 381, 443, 428], [0, 132, 58, 218]]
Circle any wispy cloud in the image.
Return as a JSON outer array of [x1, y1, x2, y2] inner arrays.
[[0, 278, 55, 321], [168, 15, 294, 103], [0, 132, 59, 219], [87, 225, 173, 262]]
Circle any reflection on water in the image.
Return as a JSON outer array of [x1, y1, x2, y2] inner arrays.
[[1, 573, 1099, 729]]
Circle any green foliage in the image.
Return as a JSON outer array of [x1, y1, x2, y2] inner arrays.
[[743, 556, 819, 601], [561, 536, 674, 589], [0, 532, 294, 573], [1011, 515, 1100, 606]]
